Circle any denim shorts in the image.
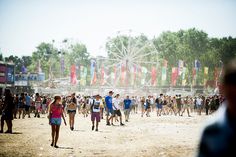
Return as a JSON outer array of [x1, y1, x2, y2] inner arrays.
[[50, 118, 61, 125]]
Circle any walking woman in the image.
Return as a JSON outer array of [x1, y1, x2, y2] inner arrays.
[[67, 93, 77, 131], [18, 93, 26, 119], [48, 96, 66, 148], [35, 93, 42, 118], [0, 89, 14, 133]]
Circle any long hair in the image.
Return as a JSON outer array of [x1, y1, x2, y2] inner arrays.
[[51, 96, 61, 105]]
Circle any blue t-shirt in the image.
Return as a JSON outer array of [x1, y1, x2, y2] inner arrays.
[[124, 99, 131, 109], [105, 96, 113, 109], [25, 95, 31, 106]]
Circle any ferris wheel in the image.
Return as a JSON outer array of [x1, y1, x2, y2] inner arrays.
[[96, 30, 159, 88]]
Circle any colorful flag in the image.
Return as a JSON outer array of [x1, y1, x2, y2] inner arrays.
[[133, 65, 137, 85], [21, 65, 27, 74], [182, 67, 187, 86], [192, 68, 197, 86], [80, 65, 87, 86], [141, 67, 147, 85], [171, 67, 178, 86], [161, 67, 167, 81], [204, 67, 209, 86], [178, 60, 184, 76], [100, 66, 105, 85], [121, 64, 126, 85], [214, 67, 219, 87], [60, 57, 65, 74], [194, 60, 201, 70], [70, 64, 77, 85], [151, 66, 157, 86], [90, 60, 96, 85]]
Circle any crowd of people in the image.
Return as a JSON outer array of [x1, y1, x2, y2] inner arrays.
[[0, 61, 235, 157], [0, 90, 223, 132], [0, 89, 223, 148]]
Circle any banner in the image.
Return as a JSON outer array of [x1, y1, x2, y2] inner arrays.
[[0, 64, 6, 84], [204, 67, 209, 86], [133, 65, 137, 86], [178, 60, 184, 76], [214, 67, 219, 87], [121, 64, 126, 85], [151, 66, 157, 86], [70, 64, 77, 85], [171, 67, 178, 86], [60, 57, 65, 74], [21, 65, 27, 74], [130, 66, 135, 86], [141, 67, 147, 85], [182, 67, 187, 86], [90, 60, 96, 85], [192, 68, 197, 86], [194, 60, 201, 70], [100, 66, 105, 85], [80, 66, 87, 86], [161, 67, 167, 81]]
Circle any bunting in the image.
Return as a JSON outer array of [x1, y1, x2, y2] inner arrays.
[[151, 66, 157, 86], [90, 59, 96, 85], [70, 64, 77, 85], [204, 67, 209, 86], [171, 67, 178, 86], [161, 67, 167, 81]]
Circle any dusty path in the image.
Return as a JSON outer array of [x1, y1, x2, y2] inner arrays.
[[0, 112, 209, 157]]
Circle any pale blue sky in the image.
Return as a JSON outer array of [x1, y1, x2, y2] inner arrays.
[[0, 0, 235, 57]]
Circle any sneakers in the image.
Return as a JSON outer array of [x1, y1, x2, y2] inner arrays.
[[120, 123, 125, 126], [95, 128, 98, 132], [92, 126, 94, 131]]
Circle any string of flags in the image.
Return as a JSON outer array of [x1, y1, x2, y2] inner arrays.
[[69, 59, 218, 87]]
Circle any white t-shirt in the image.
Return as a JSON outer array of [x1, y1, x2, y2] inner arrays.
[[112, 98, 121, 110], [196, 98, 202, 105], [150, 98, 154, 104], [92, 100, 101, 113], [89, 98, 94, 105]]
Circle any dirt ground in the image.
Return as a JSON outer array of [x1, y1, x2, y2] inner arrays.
[[0, 111, 210, 157]]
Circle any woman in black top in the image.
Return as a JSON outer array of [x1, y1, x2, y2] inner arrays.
[[0, 89, 14, 133]]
